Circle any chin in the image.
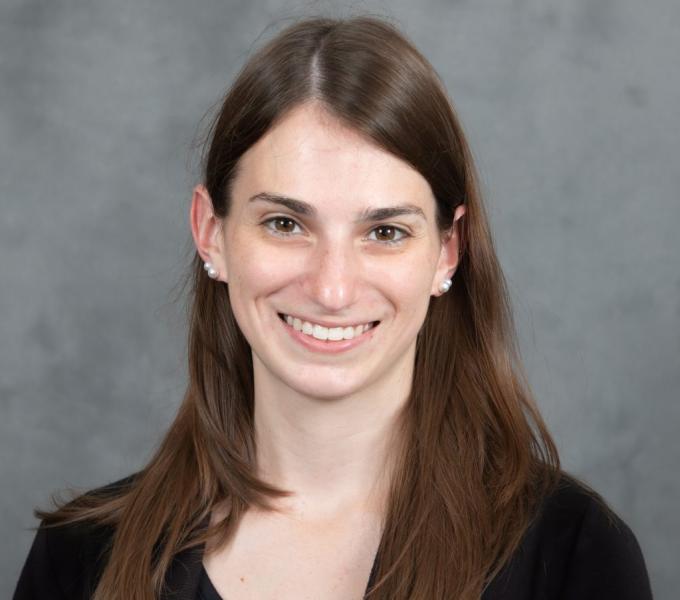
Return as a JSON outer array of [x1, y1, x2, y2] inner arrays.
[[280, 370, 369, 401]]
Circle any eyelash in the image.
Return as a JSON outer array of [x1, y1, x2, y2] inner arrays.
[[260, 216, 411, 246]]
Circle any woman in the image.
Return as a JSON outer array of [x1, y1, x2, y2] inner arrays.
[[14, 15, 652, 600]]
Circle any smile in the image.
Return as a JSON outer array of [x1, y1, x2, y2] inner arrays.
[[278, 313, 379, 341]]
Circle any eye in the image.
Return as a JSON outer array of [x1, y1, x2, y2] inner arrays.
[[262, 216, 303, 237], [261, 218, 410, 245], [367, 225, 410, 245]]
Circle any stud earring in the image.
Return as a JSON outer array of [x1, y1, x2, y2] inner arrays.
[[438, 278, 452, 294], [203, 261, 219, 280]]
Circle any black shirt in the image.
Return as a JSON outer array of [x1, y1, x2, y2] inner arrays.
[[14, 472, 653, 599], [196, 566, 222, 600]]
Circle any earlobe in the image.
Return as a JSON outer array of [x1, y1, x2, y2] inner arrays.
[[190, 184, 228, 282], [432, 204, 466, 296]]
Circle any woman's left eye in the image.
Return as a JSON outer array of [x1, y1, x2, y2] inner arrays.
[[367, 225, 410, 244]]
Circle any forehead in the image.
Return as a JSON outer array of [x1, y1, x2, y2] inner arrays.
[[231, 103, 435, 215]]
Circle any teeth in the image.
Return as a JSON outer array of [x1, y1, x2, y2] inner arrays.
[[313, 324, 329, 340], [281, 314, 375, 341]]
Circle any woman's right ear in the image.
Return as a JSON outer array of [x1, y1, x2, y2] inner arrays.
[[190, 184, 228, 282]]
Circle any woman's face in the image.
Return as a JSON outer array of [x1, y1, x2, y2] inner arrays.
[[206, 103, 464, 400]]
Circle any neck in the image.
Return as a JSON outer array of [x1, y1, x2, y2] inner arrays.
[[251, 356, 411, 522]]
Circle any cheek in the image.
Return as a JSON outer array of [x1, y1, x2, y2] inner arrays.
[[226, 234, 292, 289], [225, 243, 282, 338], [370, 251, 436, 303]]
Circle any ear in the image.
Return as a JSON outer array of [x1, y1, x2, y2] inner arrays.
[[431, 204, 466, 296], [190, 184, 228, 282]]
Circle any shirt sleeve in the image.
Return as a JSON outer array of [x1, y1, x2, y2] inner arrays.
[[559, 496, 654, 600]]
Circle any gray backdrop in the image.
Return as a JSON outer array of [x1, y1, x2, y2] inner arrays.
[[2, 0, 678, 597]]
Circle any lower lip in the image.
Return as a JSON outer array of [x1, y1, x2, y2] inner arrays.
[[278, 315, 379, 354]]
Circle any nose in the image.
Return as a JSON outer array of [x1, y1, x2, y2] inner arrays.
[[303, 236, 360, 312]]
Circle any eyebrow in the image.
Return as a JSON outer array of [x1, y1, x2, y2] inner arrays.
[[247, 192, 427, 223]]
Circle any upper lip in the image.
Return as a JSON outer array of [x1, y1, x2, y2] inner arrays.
[[278, 312, 378, 329]]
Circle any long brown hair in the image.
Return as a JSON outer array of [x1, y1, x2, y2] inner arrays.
[[36, 15, 563, 599]]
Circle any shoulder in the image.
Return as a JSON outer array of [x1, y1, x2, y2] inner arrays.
[[485, 471, 653, 600], [537, 472, 644, 560], [538, 472, 653, 599], [13, 473, 139, 600]]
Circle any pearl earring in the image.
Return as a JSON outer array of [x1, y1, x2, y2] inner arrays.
[[438, 278, 452, 294], [203, 261, 219, 279]]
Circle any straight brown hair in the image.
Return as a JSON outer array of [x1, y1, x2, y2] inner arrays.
[[36, 15, 564, 599]]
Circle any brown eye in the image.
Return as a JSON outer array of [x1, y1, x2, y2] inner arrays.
[[263, 216, 302, 237], [273, 217, 296, 233], [375, 226, 396, 241], [369, 225, 408, 244]]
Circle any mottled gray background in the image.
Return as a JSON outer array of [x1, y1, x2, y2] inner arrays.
[[1, 0, 678, 596]]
